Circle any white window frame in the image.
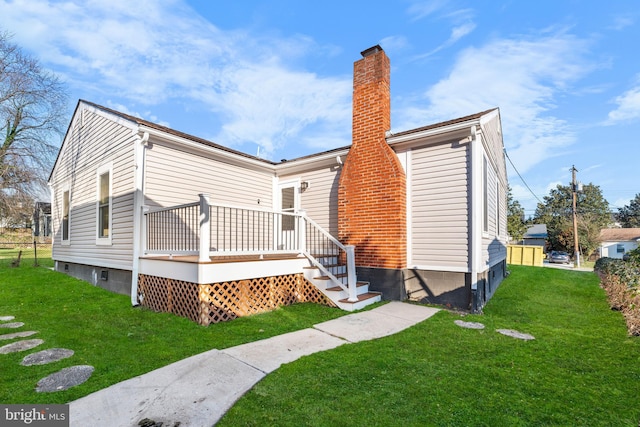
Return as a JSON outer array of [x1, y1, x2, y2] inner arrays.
[[61, 186, 71, 246], [96, 162, 113, 246]]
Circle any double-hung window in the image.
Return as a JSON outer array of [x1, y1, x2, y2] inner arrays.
[[96, 163, 113, 245], [62, 189, 70, 244]]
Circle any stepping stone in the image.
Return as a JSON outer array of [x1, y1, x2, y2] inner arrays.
[[0, 322, 24, 329], [0, 339, 44, 354], [454, 320, 485, 330], [0, 316, 15, 321], [22, 348, 74, 366], [496, 329, 535, 341], [36, 365, 94, 392], [0, 331, 38, 341]]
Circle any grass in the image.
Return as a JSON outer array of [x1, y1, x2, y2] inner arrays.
[[0, 248, 348, 404], [2, 251, 639, 425], [218, 265, 640, 426]]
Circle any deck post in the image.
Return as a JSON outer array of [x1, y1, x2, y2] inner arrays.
[[298, 209, 306, 253], [199, 194, 211, 262], [141, 206, 149, 255], [345, 245, 358, 302]]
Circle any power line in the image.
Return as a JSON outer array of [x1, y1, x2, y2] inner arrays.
[[504, 148, 543, 205]]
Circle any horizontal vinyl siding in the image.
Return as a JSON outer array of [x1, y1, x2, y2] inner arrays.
[[410, 141, 469, 269], [51, 108, 136, 270], [279, 165, 340, 236], [480, 116, 508, 268], [144, 143, 273, 209]]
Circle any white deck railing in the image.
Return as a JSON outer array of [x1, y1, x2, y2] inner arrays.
[[143, 194, 358, 301]]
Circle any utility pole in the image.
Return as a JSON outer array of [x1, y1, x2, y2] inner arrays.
[[571, 165, 580, 268]]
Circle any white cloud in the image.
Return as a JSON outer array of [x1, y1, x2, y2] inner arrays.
[[379, 35, 410, 53], [407, 0, 448, 21], [605, 83, 640, 124], [413, 22, 476, 60], [104, 101, 171, 128], [0, 0, 352, 158], [397, 32, 592, 176], [409, 2, 475, 60], [613, 197, 634, 209], [449, 22, 476, 43], [609, 15, 635, 31]]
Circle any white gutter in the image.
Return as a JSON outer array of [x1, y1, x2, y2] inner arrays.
[[386, 120, 479, 146], [138, 125, 274, 173], [274, 148, 350, 175], [130, 131, 149, 306]]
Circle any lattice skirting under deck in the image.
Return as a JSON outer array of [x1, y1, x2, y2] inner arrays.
[[137, 273, 336, 325]]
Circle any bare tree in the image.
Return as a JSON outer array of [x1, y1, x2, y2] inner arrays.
[[0, 31, 68, 223]]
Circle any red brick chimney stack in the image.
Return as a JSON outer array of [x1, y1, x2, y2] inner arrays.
[[338, 45, 407, 269]]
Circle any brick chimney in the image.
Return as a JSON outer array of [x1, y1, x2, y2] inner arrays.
[[338, 45, 407, 269]]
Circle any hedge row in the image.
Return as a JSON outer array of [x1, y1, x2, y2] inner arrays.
[[595, 257, 640, 336]]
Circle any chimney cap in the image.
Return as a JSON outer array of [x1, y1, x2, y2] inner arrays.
[[360, 45, 383, 58]]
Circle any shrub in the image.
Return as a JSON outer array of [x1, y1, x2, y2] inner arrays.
[[626, 246, 640, 263], [596, 257, 640, 335], [594, 257, 619, 274]]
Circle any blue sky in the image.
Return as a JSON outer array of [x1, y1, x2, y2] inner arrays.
[[1, 0, 639, 216]]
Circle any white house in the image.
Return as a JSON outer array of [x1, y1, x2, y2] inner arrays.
[[599, 228, 640, 259], [48, 46, 508, 324]]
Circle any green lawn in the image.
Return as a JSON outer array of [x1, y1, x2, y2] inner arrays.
[[0, 248, 348, 404], [218, 265, 640, 426], [2, 252, 639, 425]]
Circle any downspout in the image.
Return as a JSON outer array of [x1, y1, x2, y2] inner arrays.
[[469, 125, 482, 312], [131, 131, 149, 306]]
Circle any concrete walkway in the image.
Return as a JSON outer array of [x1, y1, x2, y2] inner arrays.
[[69, 302, 439, 427]]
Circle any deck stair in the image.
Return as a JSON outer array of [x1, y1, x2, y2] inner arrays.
[[302, 254, 381, 311]]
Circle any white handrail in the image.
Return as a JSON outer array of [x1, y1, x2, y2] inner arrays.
[[300, 213, 358, 302], [145, 201, 199, 214], [143, 199, 358, 301], [302, 214, 348, 252]]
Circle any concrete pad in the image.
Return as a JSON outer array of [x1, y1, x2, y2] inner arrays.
[[314, 302, 439, 343], [36, 365, 94, 392], [454, 320, 485, 330], [497, 329, 535, 341], [69, 349, 265, 427], [0, 330, 38, 341], [0, 338, 44, 354], [371, 301, 440, 323], [0, 322, 24, 329], [22, 348, 74, 366], [223, 328, 346, 373]]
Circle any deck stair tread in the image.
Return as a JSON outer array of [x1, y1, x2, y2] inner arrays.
[[326, 282, 369, 292], [315, 272, 347, 280], [338, 292, 382, 303]]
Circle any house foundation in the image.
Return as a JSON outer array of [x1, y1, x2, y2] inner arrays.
[[55, 261, 132, 295]]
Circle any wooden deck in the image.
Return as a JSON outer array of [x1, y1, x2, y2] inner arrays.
[[141, 253, 303, 264]]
